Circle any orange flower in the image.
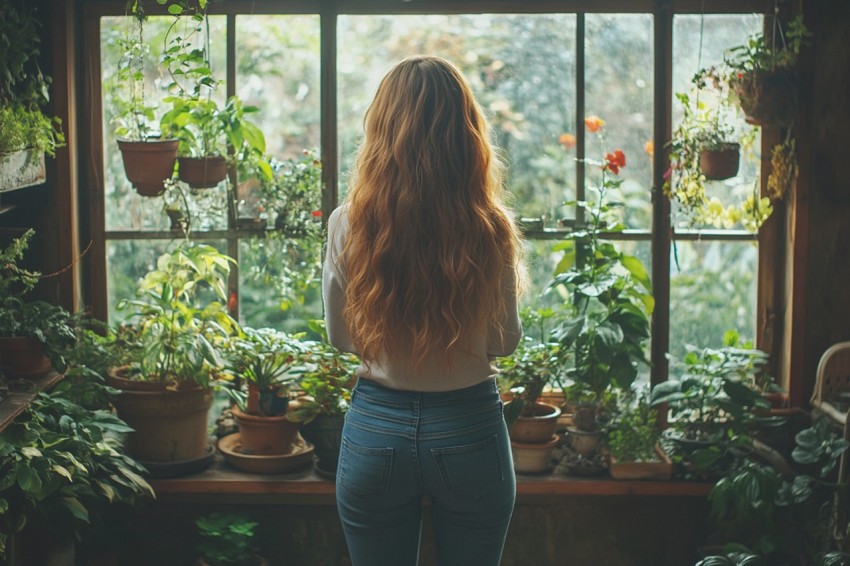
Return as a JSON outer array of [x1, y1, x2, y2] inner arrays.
[[584, 115, 605, 133], [604, 149, 626, 174], [644, 140, 654, 157], [559, 133, 576, 150]]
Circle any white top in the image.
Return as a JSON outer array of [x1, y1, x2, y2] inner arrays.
[[322, 205, 523, 392]]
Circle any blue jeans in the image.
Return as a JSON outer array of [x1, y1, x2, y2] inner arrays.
[[336, 377, 516, 566]]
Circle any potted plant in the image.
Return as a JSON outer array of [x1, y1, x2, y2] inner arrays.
[[287, 322, 359, 476], [195, 513, 269, 566], [221, 327, 302, 456], [0, 230, 76, 379], [607, 389, 672, 480], [724, 15, 811, 128], [159, 7, 268, 190], [0, 389, 153, 562], [110, 1, 182, 197], [0, 4, 65, 192], [550, 148, 652, 463], [107, 243, 239, 468], [253, 149, 323, 235]]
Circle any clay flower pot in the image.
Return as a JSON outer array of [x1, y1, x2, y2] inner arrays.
[[117, 138, 178, 197], [232, 405, 301, 455], [699, 143, 740, 181]]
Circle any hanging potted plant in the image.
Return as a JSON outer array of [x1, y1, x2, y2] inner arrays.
[[0, 4, 65, 192], [107, 243, 239, 473], [110, 2, 181, 197], [724, 15, 811, 128], [159, 6, 268, 190]]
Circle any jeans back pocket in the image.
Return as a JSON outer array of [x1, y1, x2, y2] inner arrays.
[[338, 437, 394, 497], [430, 434, 504, 500]]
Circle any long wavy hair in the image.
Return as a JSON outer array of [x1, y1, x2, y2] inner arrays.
[[343, 55, 523, 369]]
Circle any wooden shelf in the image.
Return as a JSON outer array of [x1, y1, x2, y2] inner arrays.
[[149, 455, 713, 504], [0, 371, 63, 433]]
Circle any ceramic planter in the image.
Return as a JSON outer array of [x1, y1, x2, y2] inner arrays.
[[699, 143, 740, 181], [300, 413, 345, 475], [609, 444, 673, 480], [106, 367, 213, 464], [566, 426, 604, 456], [508, 402, 561, 443], [232, 405, 301, 455], [117, 138, 178, 197], [178, 156, 228, 188], [0, 149, 45, 192], [511, 434, 560, 474], [0, 336, 53, 379]]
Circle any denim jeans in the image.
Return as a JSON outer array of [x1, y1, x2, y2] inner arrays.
[[336, 377, 516, 566]]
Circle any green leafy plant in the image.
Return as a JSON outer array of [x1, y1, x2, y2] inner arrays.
[[724, 15, 811, 77], [607, 389, 662, 463], [221, 327, 303, 416], [0, 392, 153, 559], [286, 321, 358, 425], [0, 4, 65, 157], [115, 243, 239, 387], [550, 146, 653, 432], [195, 512, 261, 566]]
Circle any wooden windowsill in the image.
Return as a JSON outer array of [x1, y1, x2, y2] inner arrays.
[[0, 371, 63, 433], [149, 455, 713, 504]]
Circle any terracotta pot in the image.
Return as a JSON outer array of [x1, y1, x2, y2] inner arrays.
[[511, 434, 560, 474], [609, 444, 673, 480], [699, 143, 740, 181], [117, 138, 178, 197], [566, 426, 604, 456], [0, 336, 53, 379], [731, 68, 796, 127], [508, 402, 561, 443], [0, 148, 46, 192], [106, 367, 213, 463], [178, 156, 228, 189], [232, 405, 301, 455]]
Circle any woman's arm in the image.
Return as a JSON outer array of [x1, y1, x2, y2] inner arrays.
[[322, 207, 358, 354], [487, 266, 523, 357]]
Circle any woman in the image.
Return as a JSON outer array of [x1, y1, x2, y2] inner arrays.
[[322, 55, 524, 566]]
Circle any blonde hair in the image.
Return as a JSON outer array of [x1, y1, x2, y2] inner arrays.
[[343, 55, 523, 369]]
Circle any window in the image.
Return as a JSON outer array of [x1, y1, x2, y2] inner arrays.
[[82, 1, 773, 384]]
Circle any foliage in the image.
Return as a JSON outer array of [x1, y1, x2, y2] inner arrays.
[[723, 15, 811, 76], [195, 512, 260, 566], [286, 321, 358, 424], [0, 230, 75, 371], [607, 389, 662, 463], [549, 142, 653, 431], [650, 334, 772, 444], [115, 243, 239, 386], [221, 327, 303, 416], [696, 551, 766, 566], [0, 392, 153, 559], [0, 3, 65, 157]]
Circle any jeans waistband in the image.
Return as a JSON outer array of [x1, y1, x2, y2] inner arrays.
[[353, 377, 499, 409]]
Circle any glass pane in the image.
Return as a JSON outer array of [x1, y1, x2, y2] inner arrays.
[[106, 239, 227, 323], [101, 16, 228, 231], [671, 15, 764, 231], [238, 236, 323, 336], [668, 240, 758, 361], [235, 15, 321, 161], [337, 14, 576, 223], [584, 14, 654, 230]]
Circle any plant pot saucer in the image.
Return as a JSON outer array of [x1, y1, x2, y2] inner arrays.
[[218, 432, 314, 474], [313, 461, 338, 480], [138, 440, 216, 479]]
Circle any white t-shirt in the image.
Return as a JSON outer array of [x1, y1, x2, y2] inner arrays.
[[322, 205, 522, 392]]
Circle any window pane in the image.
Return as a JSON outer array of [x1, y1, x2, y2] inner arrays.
[[671, 15, 764, 231], [235, 15, 321, 161], [668, 240, 757, 361], [238, 237, 322, 335], [101, 16, 228, 232], [337, 14, 576, 221], [584, 14, 654, 230]]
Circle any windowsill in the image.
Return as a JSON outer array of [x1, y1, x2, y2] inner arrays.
[[149, 455, 713, 505], [0, 371, 63, 433]]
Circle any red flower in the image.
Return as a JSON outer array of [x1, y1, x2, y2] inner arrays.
[[604, 150, 626, 174], [227, 290, 238, 313], [311, 210, 323, 218]]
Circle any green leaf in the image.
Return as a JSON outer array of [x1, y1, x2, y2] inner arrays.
[[167, 4, 183, 15], [60, 497, 90, 522]]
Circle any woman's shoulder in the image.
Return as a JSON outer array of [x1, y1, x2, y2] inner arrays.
[[328, 204, 350, 228]]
